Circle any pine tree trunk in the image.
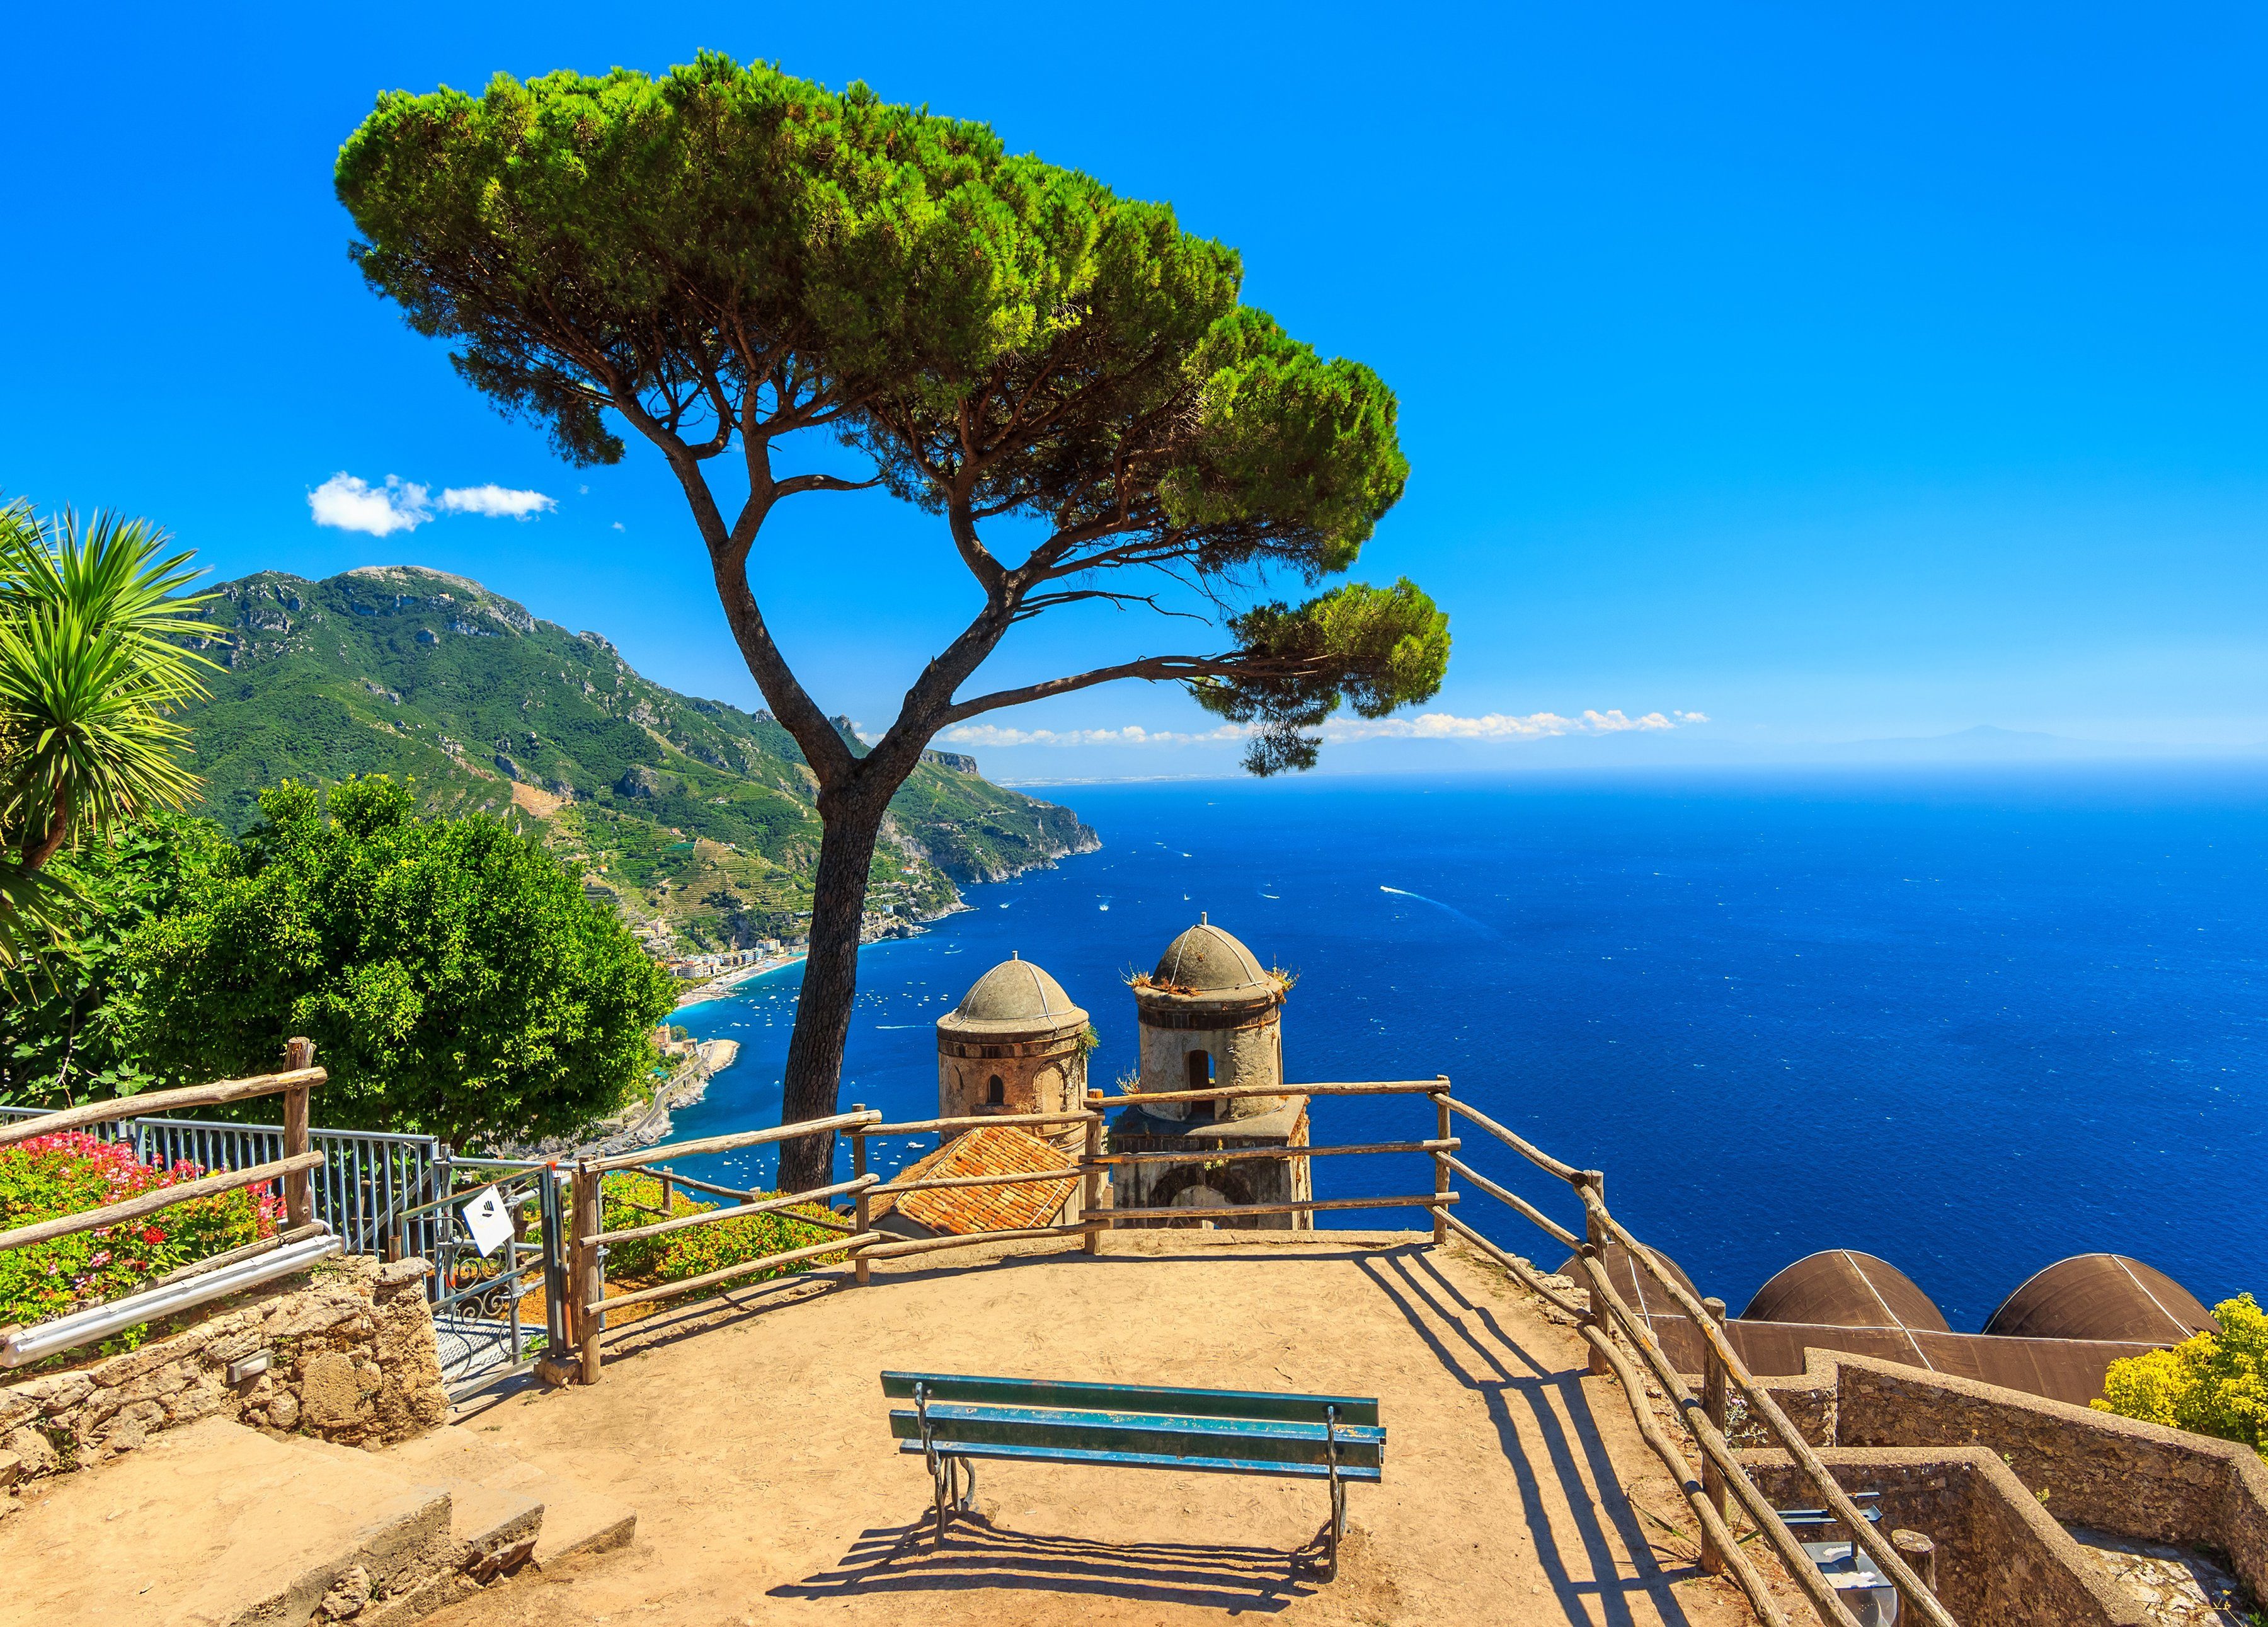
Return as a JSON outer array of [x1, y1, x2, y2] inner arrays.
[[774, 794, 886, 1194]]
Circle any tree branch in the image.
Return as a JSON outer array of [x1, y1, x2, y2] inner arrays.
[[936, 650, 1336, 726]]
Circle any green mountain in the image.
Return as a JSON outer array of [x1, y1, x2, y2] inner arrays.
[[177, 565, 1097, 951]]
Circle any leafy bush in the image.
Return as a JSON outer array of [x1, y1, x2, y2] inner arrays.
[[593, 1171, 842, 1286], [0, 1130, 281, 1329], [124, 776, 677, 1147], [2094, 1294, 2268, 1459]]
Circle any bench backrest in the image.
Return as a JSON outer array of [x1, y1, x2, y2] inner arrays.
[[881, 1371, 1384, 1478], [881, 1371, 1380, 1426]]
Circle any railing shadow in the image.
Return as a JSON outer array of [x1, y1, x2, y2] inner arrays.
[[768, 1508, 1324, 1611], [1355, 1248, 1702, 1626]]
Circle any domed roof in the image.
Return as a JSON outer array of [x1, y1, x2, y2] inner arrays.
[[1147, 917, 1277, 997], [938, 955, 1087, 1035], [1983, 1255, 2217, 1343], [1555, 1240, 1702, 1323], [1741, 1251, 1950, 1333]]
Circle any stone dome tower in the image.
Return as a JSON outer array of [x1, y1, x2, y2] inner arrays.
[[935, 954, 1091, 1145], [1133, 915, 1289, 1122], [1113, 915, 1310, 1229]]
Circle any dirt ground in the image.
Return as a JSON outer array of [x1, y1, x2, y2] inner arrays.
[[426, 1231, 1775, 1626]]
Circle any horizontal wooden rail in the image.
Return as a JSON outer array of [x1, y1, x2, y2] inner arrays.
[[588, 1232, 881, 1314], [649, 1168, 759, 1203], [0, 1151, 326, 1253], [859, 1109, 1097, 1138], [1572, 1250, 1865, 1627], [1579, 1321, 1790, 1627], [593, 1175, 876, 1248], [584, 1107, 881, 1172], [1440, 1155, 1581, 1248], [1106, 1192, 1456, 1222], [869, 1167, 1084, 1197], [1087, 1078, 1447, 1108], [1092, 1137, 1457, 1167], [1436, 1095, 1583, 1184], [1575, 1195, 1956, 1627], [1440, 1213, 1584, 1317], [854, 1222, 1099, 1262], [0, 1068, 327, 1150]]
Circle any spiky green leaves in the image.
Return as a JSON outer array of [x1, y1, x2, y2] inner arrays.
[[1190, 579, 1449, 774], [0, 505, 217, 861], [0, 502, 217, 972]]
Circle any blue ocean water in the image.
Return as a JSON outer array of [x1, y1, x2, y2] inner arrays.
[[670, 771, 2266, 1330]]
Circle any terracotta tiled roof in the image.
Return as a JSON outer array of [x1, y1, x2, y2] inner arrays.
[[870, 1124, 1080, 1236]]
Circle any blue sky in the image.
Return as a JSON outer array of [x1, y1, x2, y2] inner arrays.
[[6, 4, 2264, 779]]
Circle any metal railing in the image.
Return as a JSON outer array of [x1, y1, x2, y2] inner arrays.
[[0, 1105, 442, 1256], [0, 1044, 335, 1367]]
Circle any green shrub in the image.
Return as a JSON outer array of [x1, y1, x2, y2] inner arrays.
[[0, 1131, 280, 1331], [2094, 1294, 2268, 1459], [591, 1171, 844, 1286]]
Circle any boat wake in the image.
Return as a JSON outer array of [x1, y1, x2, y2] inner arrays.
[[1380, 884, 1499, 938]]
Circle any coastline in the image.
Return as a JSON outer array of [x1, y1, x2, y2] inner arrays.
[[673, 954, 805, 1008]]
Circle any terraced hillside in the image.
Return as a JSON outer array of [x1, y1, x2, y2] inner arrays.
[[177, 566, 1097, 949]]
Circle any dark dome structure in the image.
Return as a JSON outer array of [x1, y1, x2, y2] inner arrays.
[[1556, 1241, 1702, 1323], [1740, 1251, 1950, 1333], [1983, 1255, 2218, 1343]]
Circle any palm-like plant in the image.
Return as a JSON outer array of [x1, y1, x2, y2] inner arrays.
[[0, 501, 220, 967]]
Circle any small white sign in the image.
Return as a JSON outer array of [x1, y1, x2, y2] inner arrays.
[[461, 1188, 515, 1258]]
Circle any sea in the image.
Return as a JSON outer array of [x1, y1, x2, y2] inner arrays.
[[667, 769, 2266, 1330]]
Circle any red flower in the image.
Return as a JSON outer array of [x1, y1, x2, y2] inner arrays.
[[140, 1226, 166, 1245]]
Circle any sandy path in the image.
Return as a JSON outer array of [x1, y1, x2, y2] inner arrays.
[[424, 1233, 1758, 1626]]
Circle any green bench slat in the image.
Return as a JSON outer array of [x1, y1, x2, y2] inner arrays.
[[888, 1402, 1385, 1472], [894, 1436, 1385, 1483], [880, 1369, 1381, 1427]]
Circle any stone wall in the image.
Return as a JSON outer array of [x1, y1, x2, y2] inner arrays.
[[1819, 1350, 2268, 1609], [1738, 1447, 2145, 1627], [0, 1256, 447, 1483]]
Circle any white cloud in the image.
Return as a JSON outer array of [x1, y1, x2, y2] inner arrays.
[[942, 710, 1710, 749], [309, 473, 431, 537], [309, 472, 558, 535], [438, 484, 556, 519]]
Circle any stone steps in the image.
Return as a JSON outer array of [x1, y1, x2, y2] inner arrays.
[[0, 1415, 633, 1626], [379, 1425, 637, 1568]]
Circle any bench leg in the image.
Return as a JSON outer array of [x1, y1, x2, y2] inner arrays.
[[932, 1457, 950, 1546], [1326, 1474, 1346, 1578]]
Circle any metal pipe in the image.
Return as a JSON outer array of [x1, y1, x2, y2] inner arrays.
[[1, 1231, 343, 1368]]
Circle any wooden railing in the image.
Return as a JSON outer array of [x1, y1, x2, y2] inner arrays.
[[1430, 1090, 1956, 1627], [0, 1041, 331, 1365], [561, 1076, 1950, 1627]]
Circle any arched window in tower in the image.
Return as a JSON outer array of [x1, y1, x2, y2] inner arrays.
[[986, 1075, 1005, 1107], [1186, 1050, 1213, 1092]]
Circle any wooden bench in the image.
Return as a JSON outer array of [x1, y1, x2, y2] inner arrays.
[[881, 1370, 1385, 1576]]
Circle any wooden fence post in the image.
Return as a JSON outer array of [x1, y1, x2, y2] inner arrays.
[[1431, 1091, 1452, 1246], [1699, 1295, 1729, 1574], [573, 1159, 603, 1384], [1082, 1091, 1104, 1255], [1893, 1529, 1937, 1595], [658, 1165, 674, 1217], [1581, 1170, 1610, 1376], [282, 1037, 314, 1229], [850, 1108, 871, 1287]]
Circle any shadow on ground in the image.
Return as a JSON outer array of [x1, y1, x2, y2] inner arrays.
[[769, 1508, 1330, 1612]]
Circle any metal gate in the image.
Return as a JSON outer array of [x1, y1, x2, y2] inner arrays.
[[387, 1158, 570, 1400]]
